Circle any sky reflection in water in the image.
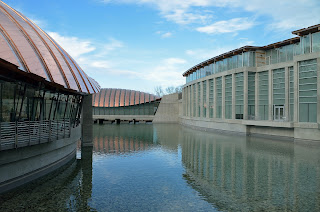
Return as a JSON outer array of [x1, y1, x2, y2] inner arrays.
[[1, 124, 320, 212]]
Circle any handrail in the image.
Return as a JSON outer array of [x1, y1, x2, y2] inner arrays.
[[0, 119, 71, 151]]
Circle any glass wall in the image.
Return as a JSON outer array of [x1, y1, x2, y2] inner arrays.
[[273, 68, 285, 106], [209, 79, 214, 118], [299, 59, 317, 123], [0, 80, 82, 126], [312, 32, 320, 52], [235, 73, 244, 119], [186, 51, 256, 83], [225, 75, 232, 119], [258, 71, 269, 120], [216, 77, 222, 118], [93, 101, 159, 116], [248, 72, 255, 119], [203, 81, 207, 117]]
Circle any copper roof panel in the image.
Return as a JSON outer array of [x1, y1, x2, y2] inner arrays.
[[150, 95, 155, 101], [0, 10, 48, 78], [23, 16, 79, 91], [135, 91, 140, 105], [120, 89, 125, 106], [125, 90, 130, 106], [130, 90, 135, 106], [109, 89, 116, 107], [51, 41, 84, 91], [104, 89, 111, 107], [114, 89, 121, 107], [98, 89, 106, 107], [0, 31, 20, 66], [145, 93, 150, 103], [139, 92, 145, 104], [0, 2, 101, 93], [1, 4, 67, 87], [92, 93, 96, 105], [92, 88, 158, 107], [93, 92, 100, 107]]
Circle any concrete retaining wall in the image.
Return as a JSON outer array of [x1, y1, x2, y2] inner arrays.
[[180, 117, 320, 142], [0, 125, 81, 194], [153, 93, 179, 123]]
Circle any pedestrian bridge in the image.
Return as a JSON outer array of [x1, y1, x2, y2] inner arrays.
[[93, 115, 154, 124]]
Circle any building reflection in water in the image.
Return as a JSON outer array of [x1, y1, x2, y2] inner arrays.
[[181, 127, 320, 211], [0, 146, 95, 211], [93, 124, 161, 154]]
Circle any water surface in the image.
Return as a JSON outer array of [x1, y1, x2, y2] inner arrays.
[[1, 124, 320, 211]]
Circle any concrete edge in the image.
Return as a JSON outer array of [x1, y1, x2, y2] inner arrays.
[[0, 149, 76, 194]]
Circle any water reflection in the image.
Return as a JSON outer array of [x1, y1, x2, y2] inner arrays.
[[0, 147, 95, 211], [181, 127, 320, 211], [1, 124, 320, 211]]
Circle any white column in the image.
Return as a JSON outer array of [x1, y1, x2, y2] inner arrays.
[[222, 76, 225, 119], [244, 71, 248, 120], [268, 69, 273, 121], [255, 72, 259, 120], [206, 79, 210, 118], [232, 73, 236, 119], [285, 67, 289, 121]]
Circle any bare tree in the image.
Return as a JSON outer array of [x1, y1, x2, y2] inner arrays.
[[154, 86, 164, 97], [165, 86, 175, 94]]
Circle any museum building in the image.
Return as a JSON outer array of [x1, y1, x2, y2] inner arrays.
[[182, 24, 320, 141], [0, 1, 99, 193]]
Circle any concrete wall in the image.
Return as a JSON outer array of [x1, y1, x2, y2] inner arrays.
[[0, 125, 81, 194], [82, 94, 93, 147], [153, 93, 180, 123]]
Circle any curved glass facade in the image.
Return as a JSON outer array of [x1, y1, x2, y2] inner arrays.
[[185, 31, 320, 84]]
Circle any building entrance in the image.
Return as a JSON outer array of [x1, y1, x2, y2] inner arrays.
[[274, 105, 285, 121]]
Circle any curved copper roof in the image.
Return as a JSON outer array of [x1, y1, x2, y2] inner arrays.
[[92, 88, 160, 107], [0, 1, 99, 94]]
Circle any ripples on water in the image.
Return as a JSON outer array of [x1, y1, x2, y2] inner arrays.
[[1, 124, 320, 211]]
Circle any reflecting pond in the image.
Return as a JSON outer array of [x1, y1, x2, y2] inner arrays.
[[1, 124, 320, 211]]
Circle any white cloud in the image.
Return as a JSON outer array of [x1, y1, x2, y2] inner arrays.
[[156, 31, 173, 38], [196, 18, 255, 34], [99, 0, 320, 33], [161, 32, 172, 38]]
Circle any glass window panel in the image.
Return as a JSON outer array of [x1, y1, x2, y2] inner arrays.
[[312, 32, 320, 52], [302, 34, 311, 54]]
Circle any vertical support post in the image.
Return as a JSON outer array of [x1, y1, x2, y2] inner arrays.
[[317, 57, 320, 128], [200, 81, 203, 118], [243, 71, 248, 120], [285, 66, 289, 121], [206, 79, 210, 118], [268, 69, 273, 121], [255, 72, 259, 120], [232, 73, 236, 119], [82, 94, 93, 147], [213, 78, 217, 118], [222, 76, 225, 119], [294, 61, 299, 123], [196, 83, 199, 117]]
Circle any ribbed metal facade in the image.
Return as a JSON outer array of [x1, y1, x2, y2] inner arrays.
[[92, 88, 159, 107], [0, 1, 99, 93]]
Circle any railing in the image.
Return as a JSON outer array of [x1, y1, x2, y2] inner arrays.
[[0, 119, 71, 151]]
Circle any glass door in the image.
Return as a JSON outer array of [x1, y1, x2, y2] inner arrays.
[[274, 105, 285, 121]]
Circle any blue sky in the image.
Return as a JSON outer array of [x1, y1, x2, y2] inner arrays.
[[6, 0, 320, 94]]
